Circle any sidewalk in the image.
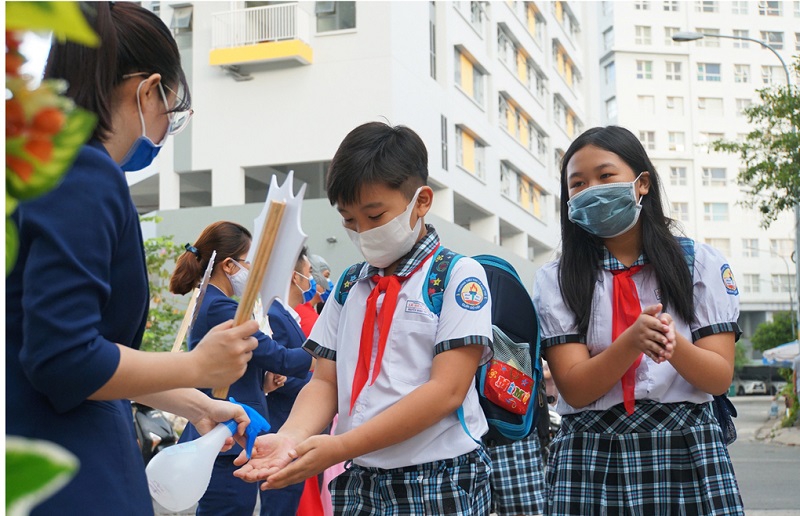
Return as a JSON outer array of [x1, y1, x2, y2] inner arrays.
[[755, 418, 800, 446]]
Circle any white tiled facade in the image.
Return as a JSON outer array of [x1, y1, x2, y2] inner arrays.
[[596, 0, 799, 347]]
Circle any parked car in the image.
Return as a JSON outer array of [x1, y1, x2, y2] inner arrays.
[[735, 380, 767, 396], [769, 381, 788, 396]]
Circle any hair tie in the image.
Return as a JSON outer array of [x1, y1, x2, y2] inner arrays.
[[184, 243, 201, 261]]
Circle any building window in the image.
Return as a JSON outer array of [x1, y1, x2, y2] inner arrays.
[[762, 65, 786, 85], [695, 1, 719, 12], [469, 1, 487, 33], [795, 0, 800, 16], [316, 1, 356, 32], [705, 238, 731, 256], [736, 98, 752, 116], [698, 97, 724, 116], [796, 32, 800, 50], [760, 31, 784, 50], [441, 115, 448, 170], [742, 239, 759, 257], [638, 95, 655, 114], [170, 5, 193, 35], [500, 162, 516, 197], [770, 238, 794, 257], [671, 202, 689, 221], [731, 1, 749, 14], [639, 130, 655, 150], [702, 167, 727, 186], [604, 61, 616, 84], [635, 26, 652, 45], [663, 1, 679, 11], [634, 1, 650, 10], [665, 61, 682, 80], [734, 64, 750, 83], [603, 27, 614, 51], [636, 60, 653, 80], [704, 202, 729, 221], [666, 96, 684, 113], [772, 274, 795, 293], [605, 97, 618, 120], [455, 127, 485, 180], [664, 26, 679, 45], [668, 132, 685, 151], [697, 62, 721, 81], [759, 0, 783, 15], [454, 49, 485, 106], [742, 274, 760, 293], [699, 132, 724, 144], [732, 29, 749, 48], [695, 28, 720, 47], [429, 2, 436, 79], [670, 166, 687, 185]]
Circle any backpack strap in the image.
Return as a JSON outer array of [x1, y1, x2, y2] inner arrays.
[[676, 236, 695, 276], [424, 246, 464, 316], [334, 262, 366, 306]]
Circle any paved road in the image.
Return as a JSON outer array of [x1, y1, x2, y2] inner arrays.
[[728, 395, 800, 514]]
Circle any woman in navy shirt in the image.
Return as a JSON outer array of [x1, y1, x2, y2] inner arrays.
[[6, 4, 259, 514]]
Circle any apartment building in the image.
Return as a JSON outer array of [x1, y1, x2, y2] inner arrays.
[[596, 0, 800, 348], [129, 1, 592, 281]]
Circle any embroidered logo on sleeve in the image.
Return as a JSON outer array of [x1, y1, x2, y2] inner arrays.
[[720, 264, 739, 296], [405, 299, 434, 319], [455, 277, 488, 311]]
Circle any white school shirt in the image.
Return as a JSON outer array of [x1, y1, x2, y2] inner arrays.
[[305, 249, 493, 468], [533, 241, 740, 416]]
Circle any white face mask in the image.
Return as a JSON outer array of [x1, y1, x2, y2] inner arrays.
[[345, 188, 423, 269], [225, 260, 250, 298]]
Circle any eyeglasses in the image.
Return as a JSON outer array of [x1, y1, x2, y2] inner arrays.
[[122, 72, 194, 136]]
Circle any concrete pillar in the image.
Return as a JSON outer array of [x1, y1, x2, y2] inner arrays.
[[212, 163, 245, 207], [470, 214, 499, 245], [430, 187, 454, 222], [502, 231, 528, 258], [158, 142, 180, 210]]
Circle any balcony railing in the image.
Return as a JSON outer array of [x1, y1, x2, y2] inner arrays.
[[211, 3, 310, 49]]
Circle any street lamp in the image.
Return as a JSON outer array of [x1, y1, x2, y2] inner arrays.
[[672, 30, 800, 340]]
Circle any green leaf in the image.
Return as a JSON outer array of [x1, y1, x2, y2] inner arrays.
[[6, 437, 79, 515], [7, 107, 97, 201], [6, 218, 19, 276], [6, 2, 99, 47]]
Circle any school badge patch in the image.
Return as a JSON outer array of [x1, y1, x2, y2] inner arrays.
[[720, 264, 738, 296], [455, 277, 488, 311]]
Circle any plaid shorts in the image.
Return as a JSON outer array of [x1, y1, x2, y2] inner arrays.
[[546, 401, 743, 515], [329, 448, 492, 515], [487, 432, 546, 516]]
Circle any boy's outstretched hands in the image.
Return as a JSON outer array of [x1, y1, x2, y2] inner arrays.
[[234, 433, 347, 490]]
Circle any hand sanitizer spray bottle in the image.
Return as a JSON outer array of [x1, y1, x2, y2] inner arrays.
[[145, 398, 270, 512]]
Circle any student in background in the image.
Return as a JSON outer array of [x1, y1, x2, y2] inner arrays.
[[291, 247, 319, 337]]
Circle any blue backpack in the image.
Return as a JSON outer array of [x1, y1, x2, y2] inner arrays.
[[335, 248, 545, 445]]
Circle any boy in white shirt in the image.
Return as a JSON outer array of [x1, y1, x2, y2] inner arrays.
[[235, 122, 494, 514]]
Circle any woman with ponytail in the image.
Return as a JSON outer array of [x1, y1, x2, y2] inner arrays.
[[171, 221, 313, 516], [7, 4, 261, 514], [533, 126, 743, 514]]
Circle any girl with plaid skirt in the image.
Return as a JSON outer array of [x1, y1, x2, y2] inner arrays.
[[533, 126, 743, 515]]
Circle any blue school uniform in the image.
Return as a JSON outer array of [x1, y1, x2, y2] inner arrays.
[[7, 140, 152, 515], [183, 285, 312, 516], [258, 300, 313, 516]]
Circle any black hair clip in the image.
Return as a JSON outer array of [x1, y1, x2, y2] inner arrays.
[[184, 243, 201, 261]]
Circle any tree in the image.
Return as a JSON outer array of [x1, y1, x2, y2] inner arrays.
[[141, 216, 186, 352], [734, 342, 748, 372], [750, 311, 795, 353], [710, 57, 800, 227]]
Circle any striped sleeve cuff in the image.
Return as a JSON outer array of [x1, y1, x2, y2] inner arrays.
[[691, 322, 742, 343], [435, 335, 492, 356], [541, 334, 586, 348], [302, 339, 337, 361]]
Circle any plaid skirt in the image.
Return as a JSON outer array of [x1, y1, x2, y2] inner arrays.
[[329, 448, 491, 515], [546, 401, 743, 516], [488, 432, 546, 515]]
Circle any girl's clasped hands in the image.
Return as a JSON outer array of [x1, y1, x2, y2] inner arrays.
[[630, 303, 676, 364]]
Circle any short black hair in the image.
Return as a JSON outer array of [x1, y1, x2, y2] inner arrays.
[[326, 122, 428, 206]]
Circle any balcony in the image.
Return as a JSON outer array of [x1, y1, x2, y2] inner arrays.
[[209, 3, 312, 68]]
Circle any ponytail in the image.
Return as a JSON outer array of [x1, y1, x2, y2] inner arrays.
[[170, 248, 205, 295]]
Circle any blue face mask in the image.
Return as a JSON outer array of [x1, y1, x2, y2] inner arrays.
[[320, 279, 333, 302], [567, 173, 644, 239], [120, 80, 168, 172], [295, 273, 317, 304]]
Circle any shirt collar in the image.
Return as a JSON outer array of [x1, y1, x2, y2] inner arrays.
[[356, 224, 440, 281], [601, 246, 649, 271]]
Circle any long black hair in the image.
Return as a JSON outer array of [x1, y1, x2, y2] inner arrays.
[[44, 2, 191, 141], [558, 126, 694, 334]]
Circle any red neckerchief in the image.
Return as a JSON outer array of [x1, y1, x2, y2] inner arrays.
[[349, 243, 440, 414], [610, 265, 645, 415]]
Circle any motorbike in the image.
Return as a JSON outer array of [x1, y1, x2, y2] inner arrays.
[[131, 402, 178, 465]]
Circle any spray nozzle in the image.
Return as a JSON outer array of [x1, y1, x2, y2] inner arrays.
[[225, 397, 271, 459]]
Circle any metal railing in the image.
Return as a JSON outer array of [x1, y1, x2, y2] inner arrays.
[[211, 3, 309, 49]]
